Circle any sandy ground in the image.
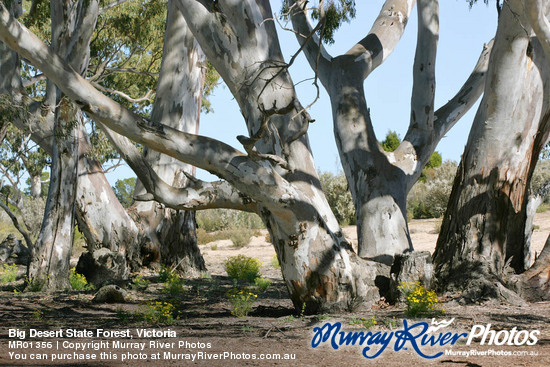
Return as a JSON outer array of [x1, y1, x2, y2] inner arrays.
[[0, 212, 548, 367], [201, 211, 550, 279]]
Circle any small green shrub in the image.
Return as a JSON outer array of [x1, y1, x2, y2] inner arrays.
[[162, 273, 185, 295], [69, 268, 94, 291], [197, 229, 256, 247], [158, 265, 171, 282], [132, 275, 150, 291], [398, 282, 443, 317], [349, 316, 377, 328], [382, 317, 398, 329], [229, 230, 253, 248], [196, 209, 264, 232], [319, 171, 355, 225], [0, 264, 18, 284], [224, 255, 261, 282], [254, 277, 271, 292], [227, 287, 257, 317], [140, 301, 178, 325]]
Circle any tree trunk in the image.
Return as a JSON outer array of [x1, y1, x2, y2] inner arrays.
[[433, 0, 550, 301], [28, 100, 80, 291], [133, 0, 205, 275], [178, 0, 386, 311], [330, 78, 413, 263], [29, 174, 42, 198], [288, 0, 487, 264]]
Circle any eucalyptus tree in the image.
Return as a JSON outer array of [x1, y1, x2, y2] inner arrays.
[[433, 0, 550, 302], [287, 0, 492, 263], [0, 0, 388, 312], [0, 1, 210, 288], [131, 0, 206, 274]]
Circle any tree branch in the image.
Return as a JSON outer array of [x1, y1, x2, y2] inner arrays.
[[288, 0, 333, 88], [409, 0, 438, 137], [345, 0, 416, 78], [100, 125, 256, 212], [0, 196, 33, 251], [99, 0, 131, 15], [0, 4, 300, 209], [91, 82, 154, 103], [526, 0, 550, 61], [433, 40, 493, 137]]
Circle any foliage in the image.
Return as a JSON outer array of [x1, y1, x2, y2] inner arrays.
[[229, 230, 254, 248], [158, 265, 171, 282], [162, 272, 185, 295], [380, 130, 401, 152], [349, 315, 377, 328], [196, 209, 264, 232], [69, 268, 94, 291], [112, 177, 136, 208], [532, 160, 550, 203], [282, 0, 357, 45], [319, 171, 355, 225], [398, 282, 443, 317], [226, 287, 257, 317], [132, 275, 150, 291], [426, 151, 442, 169], [254, 277, 271, 292], [407, 160, 457, 219], [197, 228, 259, 247], [140, 301, 178, 325], [0, 263, 18, 283], [224, 255, 262, 283]]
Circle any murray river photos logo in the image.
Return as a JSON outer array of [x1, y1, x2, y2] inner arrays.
[[311, 318, 540, 359]]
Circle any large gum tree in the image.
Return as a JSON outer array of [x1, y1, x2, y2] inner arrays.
[[288, 0, 492, 263], [0, 0, 383, 312], [433, 0, 550, 303]]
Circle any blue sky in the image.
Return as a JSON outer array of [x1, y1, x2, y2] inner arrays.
[[106, 0, 499, 184]]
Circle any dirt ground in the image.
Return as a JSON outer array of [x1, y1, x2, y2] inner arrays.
[[0, 213, 549, 366]]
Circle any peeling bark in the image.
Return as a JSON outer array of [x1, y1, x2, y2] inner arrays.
[[28, 100, 80, 291], [433, 0, 550, 301], [177, 0, 389, 312], [133, 1, 205, 274]]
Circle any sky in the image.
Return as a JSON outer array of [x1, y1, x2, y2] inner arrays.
[[106, 0, 499, 184]]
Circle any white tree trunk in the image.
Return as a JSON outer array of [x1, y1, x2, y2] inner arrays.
[[133, 0, 205, 274], [28, 101, 80, 291], [433, 0, 550, 301]]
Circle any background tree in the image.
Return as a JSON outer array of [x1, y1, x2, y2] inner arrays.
[[288, 0, 492, 263], [433, 0, 550, 302], [0, 0, 390, 312]]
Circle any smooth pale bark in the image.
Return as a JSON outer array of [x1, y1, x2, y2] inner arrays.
[[177, 0, 384, 312], [133, 0, 205, 274], [28, 101, 80, 291], [29, 174, 41, 198], [433, 0, 550, 301], [290, 0, 488, 263], [0, 1, 143, 282], [27, 0, 99, 291]]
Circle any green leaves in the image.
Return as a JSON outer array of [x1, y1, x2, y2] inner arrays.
[[281, 0, 356, 44], [310, 0, 356, 44]]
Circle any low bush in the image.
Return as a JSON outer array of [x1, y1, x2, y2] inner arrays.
[[398, 282, 444, 317], [0, 264, 18, 284], [224, 255, 261, 283], [69, 268, 94, 291], [254, 277, 271, 292], [227, 287, 257, 317]]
